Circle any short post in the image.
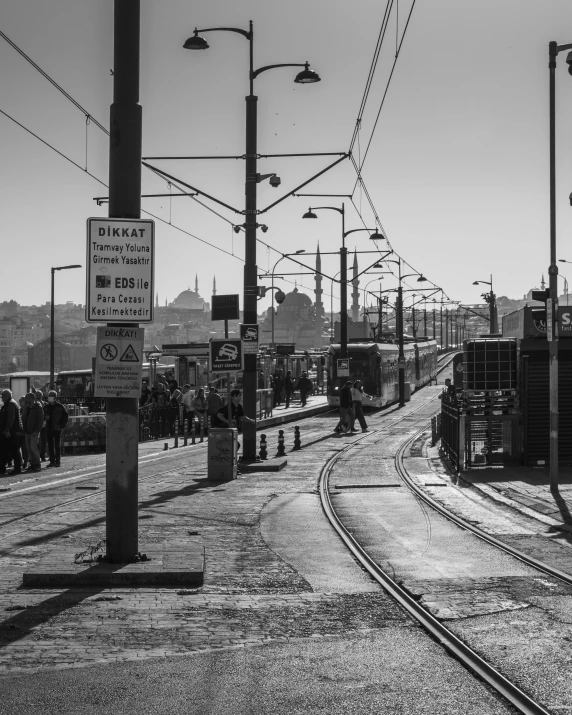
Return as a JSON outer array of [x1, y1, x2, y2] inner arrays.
[[293, 425, 302, 451], [191, 418, 196, 445], [174, 419, 179, 448], [259, 434, 268, 460], [276, 429, 285, 457], [200, 420, 204, 443], [183, 418, 188, 446], [163, 442, 168, 451]]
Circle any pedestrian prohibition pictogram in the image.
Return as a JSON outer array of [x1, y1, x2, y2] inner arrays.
[[100, 344, 118, 361], [120, 344, 139, 362]]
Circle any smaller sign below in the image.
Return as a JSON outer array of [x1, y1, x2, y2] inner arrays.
[[240, 323, 259, 354], [161, 343, 210, 357], [95, 326, 144, 398], [212, 294, 239, 322], [210, 338, 243, 373], [337, 358, 349, 377]]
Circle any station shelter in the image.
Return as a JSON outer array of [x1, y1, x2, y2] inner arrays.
[[160, 343, 210, 389]]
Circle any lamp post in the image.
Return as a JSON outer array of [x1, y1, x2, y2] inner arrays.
[[50, 265, 81, 387], [473, 275, 497, 333], [185, 22, 320, 461], [558, 259, 571, 305], [302, 204, 383, 357], [548, 41, 572, 492]]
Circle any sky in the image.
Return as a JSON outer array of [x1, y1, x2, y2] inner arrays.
[[1, 0, 572, 315]]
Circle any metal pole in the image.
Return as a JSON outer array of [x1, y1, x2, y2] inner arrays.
[[340, 205, 348, 358], [445, 309, 449, 350], [549, 40, 559, 493], [242, 21, 258, 461], [398, 259, 405, 407], [225, 319, 232, 426], [412, 302, 417, 339], [330, 279, 334, 340], [432, 307, 436, 340], [440, 302, 443, 349], [50, 268, 55, 387], [106, 0, 142, 563], [423, 306, 427, 338], [271, 272, 275, 348]]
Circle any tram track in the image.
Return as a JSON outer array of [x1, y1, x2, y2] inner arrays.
[[318, 358, 556, 715]]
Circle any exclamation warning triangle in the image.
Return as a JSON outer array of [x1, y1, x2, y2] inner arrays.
[[120, 344, 139, 362]]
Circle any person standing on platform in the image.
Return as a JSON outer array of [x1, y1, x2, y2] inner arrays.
[[44, 390, 69, 468], [192, 388, 208, 434], [0, 389, 23, 475], [216, 390, 255, 434], [273, 369, 283, 407], [296, 371, 313, 408], [350, 380, 369, 432], [181, 384, 195, 432], [206, 385, 222, 428], [284, 370, 294, 409], [22, 392, 44, 472], [18, 396, 28, 470], [35, 391, 47, 462]]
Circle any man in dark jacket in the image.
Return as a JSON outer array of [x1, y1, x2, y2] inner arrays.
[[44, 390, 69, 468], [296, 372, 313, 407], [335, 381, 355, 435], [35, 391, 47, 461], [22, 392, 44, 472], [0, 389, 23, 475]]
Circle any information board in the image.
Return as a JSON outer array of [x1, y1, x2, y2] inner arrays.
[[337, 358, 350, 377], [161, 343, 210, 357], [95, 326, 144, 398], [212, 294, 239, 321], [86, 218, 154, 323], [209, 339, 243, 372], [240, 324, 259, 354]]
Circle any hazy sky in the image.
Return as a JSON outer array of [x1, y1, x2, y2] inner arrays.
[[1, 0, 572, 314]]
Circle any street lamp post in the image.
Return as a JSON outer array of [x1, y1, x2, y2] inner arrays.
[[50, 265, 81, 387], [302, 205, 383, 357], [548, 40, 572, 491], [185, 22, 321, 461], [473, 275, 497, 333]]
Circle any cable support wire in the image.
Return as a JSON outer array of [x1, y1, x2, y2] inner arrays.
[[348, 0, 394, 155], [352, 0, 418, 184]]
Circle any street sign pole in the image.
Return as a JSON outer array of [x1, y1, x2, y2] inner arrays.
[[106, 0, 142, 563], [225, 319, 231, 426]]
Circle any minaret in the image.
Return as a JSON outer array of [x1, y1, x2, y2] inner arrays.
[[213, 275, 217, 296], [541, 274, 546, 290], [314, 244, 323, 349], [155, 292, 159, 308], [195, 274, 199, 293], [351, 250, 360, 322]]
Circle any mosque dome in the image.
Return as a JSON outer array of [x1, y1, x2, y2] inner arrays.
[[281, 287, 312, 308], [171, 289, 205, 310]]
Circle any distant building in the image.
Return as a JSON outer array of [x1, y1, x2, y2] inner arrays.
[[28, 337, 95, 373], [170, 275, 211, 313]]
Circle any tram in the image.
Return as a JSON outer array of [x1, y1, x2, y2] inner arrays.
[[57, 362, 176, 397], [327, 339, 438, 408]]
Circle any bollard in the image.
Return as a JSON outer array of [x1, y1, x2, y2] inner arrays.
[[259, 434, 268, 460], [200, 420, 204, 443], [276, 429, 286, 457], [191, 419, 196, 445], [184, 418, 188, 447], [293, 425, 302, 451], [174, 419, 179, 448], [163, 442, 168, 451]]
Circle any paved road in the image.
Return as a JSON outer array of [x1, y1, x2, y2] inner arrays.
[[0, 377, 529, 713]]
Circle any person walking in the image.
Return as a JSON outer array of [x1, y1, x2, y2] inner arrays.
[[18, 396, 28, 470], [335, 380, 355, 435], [296, 371, 313, 408], [168, 388, 182, 436], [192, 388, 208, 434], [22, 392, 44, 472], [0, 389, 24, 475], [206, 385, 223, 428], [350, 380, 369, 432], [44, 390, 69, 468], [180, 384, 195, 433], [35, 390, 47, 462], [284, 370, 294, 409], [273, 369, 283, 407]]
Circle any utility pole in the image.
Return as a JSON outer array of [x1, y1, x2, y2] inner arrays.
[[106, 0, 142, 562]]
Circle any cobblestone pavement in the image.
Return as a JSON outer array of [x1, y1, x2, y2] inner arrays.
[[0, 394, 429, 676]]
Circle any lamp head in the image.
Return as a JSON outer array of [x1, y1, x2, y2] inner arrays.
[[294, 62, 321, 84], [369, 231, 385, 241], [295, 249, 305, 254], [302, 208, 318, 219], [183, 29, 209, 50], [416, 275, 427, 282], [472, 281, 479, 285], [233, 225, 242, 234], [567, 50, 572, 76]]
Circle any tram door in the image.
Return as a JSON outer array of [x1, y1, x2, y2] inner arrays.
[[176, 357, 197, 388]]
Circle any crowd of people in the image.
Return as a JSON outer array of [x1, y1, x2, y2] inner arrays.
[[138, 375, 250, 435], [270, 369, 314, 409], [0, 387, 69, 476]]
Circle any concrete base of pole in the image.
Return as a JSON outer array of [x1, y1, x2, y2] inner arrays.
[[22, 539, 204, 588]]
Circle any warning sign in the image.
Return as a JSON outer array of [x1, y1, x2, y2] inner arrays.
[[120, 344, 139, 362], [95, 327, 144, 398]]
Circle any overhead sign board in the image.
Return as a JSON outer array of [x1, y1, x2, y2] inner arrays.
[[337, 358, 349, 377], [209, 339, 243, 373], [212, 294, 240, 321], [240, 324, 259, 354], [161, 343, 210, 357], [86, 217, 154, 323], [276, 344, 295, 355], [94, 326, 144, 398]]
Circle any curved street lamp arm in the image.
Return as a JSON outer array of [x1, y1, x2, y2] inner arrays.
[[311, 206, 344, 215], [343, 227, 376, 239], [252, 62, 306, 80], [195, 27, 252, 40]]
